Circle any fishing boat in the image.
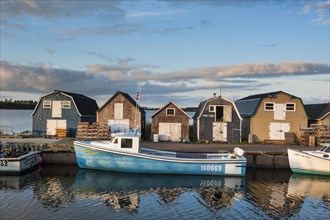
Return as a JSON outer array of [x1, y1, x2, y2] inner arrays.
[[287, 144, 330, 176], [73, 135, 246, 176], [0, 151, 42, 174]]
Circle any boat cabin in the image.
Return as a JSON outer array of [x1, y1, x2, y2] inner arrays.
[[92, 136, 140, 153]]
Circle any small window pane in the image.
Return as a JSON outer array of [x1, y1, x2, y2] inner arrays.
[[43, 100, 51, 108], [265, 103, 274, 110], [62, 101, 71, 109], [286, 103, 295, 111], [121, 138, 132, 148], [209, 105, 215, 112], [166, 108, 175, 115]]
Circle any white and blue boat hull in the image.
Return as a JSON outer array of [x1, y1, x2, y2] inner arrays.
[[74, 141, 246, 176]]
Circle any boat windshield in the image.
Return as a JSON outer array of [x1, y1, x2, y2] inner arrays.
[[320, 146, 330, 153]]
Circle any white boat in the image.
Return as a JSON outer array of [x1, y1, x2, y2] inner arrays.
[[287, 144, 330, 176], [0, 151, 41, 174], [74, 135, 247, 176]]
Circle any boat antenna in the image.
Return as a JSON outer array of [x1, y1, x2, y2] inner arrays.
[[135, 80, 142, 128]]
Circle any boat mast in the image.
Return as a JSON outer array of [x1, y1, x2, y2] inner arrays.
[[135, 80, 142, 128]]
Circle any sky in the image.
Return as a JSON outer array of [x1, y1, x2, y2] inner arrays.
[[1, 0, 329, 108]]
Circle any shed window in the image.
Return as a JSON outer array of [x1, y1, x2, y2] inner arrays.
[[209, 105, 215, 112], [286, 103, 295, 111], [43, 100, 51, 108], [121, 138, 133, 148], [166, 108, 175, 116], [265, 103, 274, 111], [62, 101, 71, 109]]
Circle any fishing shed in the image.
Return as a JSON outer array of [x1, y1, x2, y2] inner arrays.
[[304, 103, 330, 126], [151, 101, 190, 142], [193, 95, 242, 143], [32, 90, 98, 137], [97, 91, 146, 138], [235, 91, 308, 143]]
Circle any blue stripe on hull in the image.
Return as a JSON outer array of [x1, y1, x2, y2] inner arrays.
[[74, 145, 246, 176], [291, 168, 330, 176]]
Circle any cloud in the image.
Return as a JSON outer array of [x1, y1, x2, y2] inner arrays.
[[44, 48, 55, 55], [300, 1, 330, 25], [1, 0, 125, 20], [1, 60, 328, 106], [133, 61, 329, 82], [87, 51, 112, 62]]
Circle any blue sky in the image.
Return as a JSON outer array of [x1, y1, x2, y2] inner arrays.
[[1, 0, 329, 107]]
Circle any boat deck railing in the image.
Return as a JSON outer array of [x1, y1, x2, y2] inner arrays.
[[140, 148, 230, 160]]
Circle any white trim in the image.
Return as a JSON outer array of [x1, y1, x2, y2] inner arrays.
[[43, 100, 51, 108], [151, 101, 190, 118], [285, 103, 296, 111], [166, 108, 175, 116], [264, 102, 274, 111], [196, 96, 243, 121], [62, 100, 71, 109]]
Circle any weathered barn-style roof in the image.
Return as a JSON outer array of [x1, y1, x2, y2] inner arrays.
[[235, 91, 302, 117], [193, 96, 242, 120], [32, 90, 99, 116], [97, 91, 145, 113], [304, 103, 330, 120], [152, 101, 190, 118]]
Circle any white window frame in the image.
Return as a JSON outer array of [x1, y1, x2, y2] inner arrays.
[[43, 100, 51, 108], [264, 102, 274, 111], [286, 103, 296, 111], [62, 101, 71, 109], [209, 105, 215, 112], [166, 108, 175, 116]]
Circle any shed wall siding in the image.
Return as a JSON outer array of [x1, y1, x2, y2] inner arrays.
[[151, 103, 189, 141], [97, 93, 145, 137], [250, 93, 308, 141]]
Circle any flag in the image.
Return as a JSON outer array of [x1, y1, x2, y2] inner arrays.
[[136, 91, 140, 100]]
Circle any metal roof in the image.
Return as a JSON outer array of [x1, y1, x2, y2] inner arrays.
[[304, 103, 330, 120]]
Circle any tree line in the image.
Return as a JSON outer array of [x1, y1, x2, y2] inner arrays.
[[0, 99, 37, 109]]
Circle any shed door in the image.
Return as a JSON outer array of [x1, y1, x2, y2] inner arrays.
[[47, 119, 67, 135], [269, 123, 290, 140], [274, 103, 286, 120], [109, 119, 129, 134], [159, 123, 181, 142], [52, 101, 62, 118], [213, 122, 227, 142]]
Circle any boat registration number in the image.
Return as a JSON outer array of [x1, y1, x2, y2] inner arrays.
[[200, 164, 222, 172], [0, 160, 9, 166]]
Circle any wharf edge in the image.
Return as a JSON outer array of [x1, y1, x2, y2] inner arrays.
[[0, 138, 315, 169]]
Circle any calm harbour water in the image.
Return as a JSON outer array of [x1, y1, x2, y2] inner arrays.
[[0, 166, 329, 220]]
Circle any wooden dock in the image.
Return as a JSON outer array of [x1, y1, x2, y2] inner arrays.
[[0, 137, 317, 168]]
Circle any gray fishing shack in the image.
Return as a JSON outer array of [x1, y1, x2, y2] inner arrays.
[[193, 96, 242, 143], [32, 90, 98, 137]]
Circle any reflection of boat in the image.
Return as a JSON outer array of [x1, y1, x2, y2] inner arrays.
[[288, 174, 330, 198], [287, 145, 330, 176], [73, 169, 246, 193], [0, 169, 40, 190], [0, 151, 41, 174], [74, 135, 246, 176], [73, 169, 246, 211]]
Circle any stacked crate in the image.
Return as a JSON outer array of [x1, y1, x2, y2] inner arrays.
[[76, 122, 109, 140], [299, 125, 330, 146], [56, 128, 69, 137]]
